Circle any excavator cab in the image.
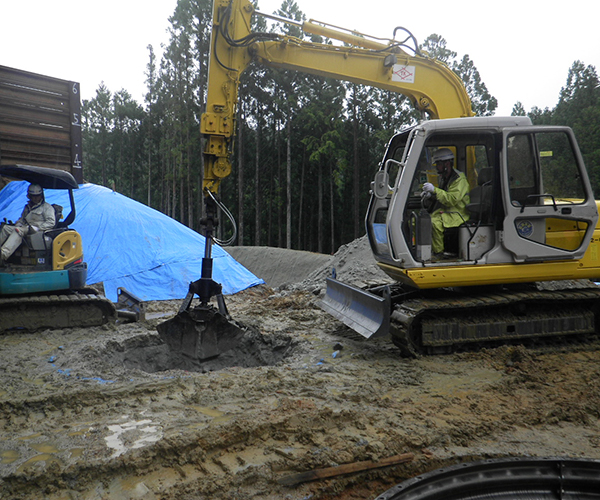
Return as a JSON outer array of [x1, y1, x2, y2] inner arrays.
[[398, 126, 499, 262], [367, 116, 598, 282]]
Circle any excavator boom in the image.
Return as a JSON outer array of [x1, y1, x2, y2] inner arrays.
[[201, 0, 472, 193]]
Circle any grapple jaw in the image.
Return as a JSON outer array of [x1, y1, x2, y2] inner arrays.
[[157, 304, 246, 362]]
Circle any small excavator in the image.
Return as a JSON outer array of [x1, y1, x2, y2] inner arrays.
[[159, 0, 600, 360], [0, 164, 116, 331]]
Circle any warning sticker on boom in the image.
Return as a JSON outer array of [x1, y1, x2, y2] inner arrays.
[[392, 65, 416, 83]]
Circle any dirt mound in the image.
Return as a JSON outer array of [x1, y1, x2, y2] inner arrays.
[[227, 235, 393, 296], [279, 235, 394, 296], [224, 246, 333, 288]]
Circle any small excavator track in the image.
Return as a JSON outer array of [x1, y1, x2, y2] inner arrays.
[[390, 286, 600, 357], [0, 292, 117, 332]]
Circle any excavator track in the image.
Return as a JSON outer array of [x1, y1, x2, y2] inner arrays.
[[390, 286, 600, 357], [0, 292, 117, 332]]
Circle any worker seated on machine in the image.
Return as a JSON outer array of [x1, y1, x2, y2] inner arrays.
[[0, 183, 55, 264], [421, 148, 470, 258]]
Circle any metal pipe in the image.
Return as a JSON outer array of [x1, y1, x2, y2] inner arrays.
[[254, 10, 303, 28], [254, 10, 392, 51]]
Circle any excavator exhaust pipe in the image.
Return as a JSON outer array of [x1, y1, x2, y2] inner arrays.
[[318, 275, 391, 339]]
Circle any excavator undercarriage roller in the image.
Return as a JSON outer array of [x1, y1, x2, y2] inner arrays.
[[390, 286, 600, 356]]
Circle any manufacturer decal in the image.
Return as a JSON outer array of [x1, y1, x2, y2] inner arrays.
[[516, 220, 534, 238]]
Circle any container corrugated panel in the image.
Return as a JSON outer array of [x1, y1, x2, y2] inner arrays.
[[0, 65, 82, 183]]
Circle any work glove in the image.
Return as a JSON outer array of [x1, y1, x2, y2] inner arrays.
[[423, 182, 435, 193]]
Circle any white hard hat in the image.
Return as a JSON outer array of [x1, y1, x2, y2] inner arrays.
[[432, 148, 454, 163], [27, 184, 43, 196]]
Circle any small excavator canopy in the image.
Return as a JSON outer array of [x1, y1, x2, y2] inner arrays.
[[0, 164, 79, 190]]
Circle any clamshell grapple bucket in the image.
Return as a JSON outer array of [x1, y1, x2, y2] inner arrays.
[[157, 194, 247, 364], [157, 304, 246, 362]]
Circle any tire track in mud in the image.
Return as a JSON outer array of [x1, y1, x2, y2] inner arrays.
[[3, 290, 600, 499], [0, 370, 414, 499]]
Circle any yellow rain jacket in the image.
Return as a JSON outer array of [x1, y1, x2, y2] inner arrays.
[[430, 169, 470, 254]]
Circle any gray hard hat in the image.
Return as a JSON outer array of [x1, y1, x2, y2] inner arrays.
[[432, 148, 454, 163], [27, 184, 43, 196]]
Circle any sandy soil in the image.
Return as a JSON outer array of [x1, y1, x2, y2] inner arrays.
[[2, 237, 600, 499]]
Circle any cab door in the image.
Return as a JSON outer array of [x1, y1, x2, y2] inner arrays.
[[500, 126, 598, 262]]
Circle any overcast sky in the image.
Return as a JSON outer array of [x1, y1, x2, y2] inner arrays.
[[3, 0, 598, 116]]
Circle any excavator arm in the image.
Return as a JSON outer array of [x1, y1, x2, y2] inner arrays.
[[201, 0, 473, 193]]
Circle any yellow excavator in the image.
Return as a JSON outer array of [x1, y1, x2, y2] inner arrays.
[[159, 0, 600, 359]]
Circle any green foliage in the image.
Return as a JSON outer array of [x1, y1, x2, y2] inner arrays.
[[521, 61, 600, 194], [511, 101, 526, 116], [420, 34, 497, 116]]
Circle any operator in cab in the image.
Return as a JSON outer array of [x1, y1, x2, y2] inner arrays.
[[0, 183, 55, 263], [421, 148, 470, 257]]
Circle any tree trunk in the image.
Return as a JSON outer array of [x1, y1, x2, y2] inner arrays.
[[179, 151, 184, 224], [330, 161, 335, 253], [352, 90, 360, 240], [318, 164, 323, 254], [286, 117, 292, 249], [255, 123, 261, 246], [277, 121, 282, 248], [297, 146, 305, 249], [147, 148, 151, 207], [187, 124, 193, 229], [172, 153, 177, 219], [267, 119, 275, 247], [237, 109, 244, 246]]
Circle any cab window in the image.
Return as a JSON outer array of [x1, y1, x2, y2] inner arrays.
[[507, 131, 586, 207]]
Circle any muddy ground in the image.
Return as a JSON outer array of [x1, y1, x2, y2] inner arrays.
[[2, 237, 600, 499]]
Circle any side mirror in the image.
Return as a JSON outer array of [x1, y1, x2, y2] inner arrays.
[[372, 159, 403, 199], [372, 170, 390, 199]]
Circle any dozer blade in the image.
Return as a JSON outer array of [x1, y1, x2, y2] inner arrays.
[[318, 277, 390, 339], [157, 305, 246, 361]]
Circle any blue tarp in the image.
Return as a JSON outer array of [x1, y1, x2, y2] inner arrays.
[[0, 181, 264, 302]]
